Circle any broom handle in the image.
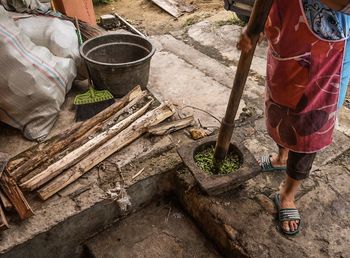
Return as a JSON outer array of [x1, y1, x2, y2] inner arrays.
[[75, 17, 95, 97], [75, 17, 83, 45], [213, 0, 274, 163]]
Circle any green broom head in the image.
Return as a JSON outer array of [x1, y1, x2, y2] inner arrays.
[[74, 87, 114, 105]]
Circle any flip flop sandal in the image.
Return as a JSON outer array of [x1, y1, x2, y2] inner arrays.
[[273, 193, 301, 236], [260, 155, 287, 172]]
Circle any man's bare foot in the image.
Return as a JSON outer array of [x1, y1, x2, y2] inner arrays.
[[279, 193, 300, 232]]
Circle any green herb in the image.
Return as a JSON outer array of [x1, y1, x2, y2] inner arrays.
[[194, 146, 241, 175]]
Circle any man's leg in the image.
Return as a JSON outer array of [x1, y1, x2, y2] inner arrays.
[[260, 144, 289, 168], [280, 151, 317, 232], [271, 145, 289, 167]]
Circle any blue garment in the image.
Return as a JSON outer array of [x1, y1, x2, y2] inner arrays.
[[303, 0, 350, 107]]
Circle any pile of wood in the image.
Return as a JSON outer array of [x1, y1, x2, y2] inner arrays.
[[0, 86, 194, 230], [150, 0, 197, 18]]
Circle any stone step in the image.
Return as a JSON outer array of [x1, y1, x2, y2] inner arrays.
[[0, 136, 177, 258]]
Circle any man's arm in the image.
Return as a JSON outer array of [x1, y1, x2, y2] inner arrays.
[[320, 0, 350, 11]]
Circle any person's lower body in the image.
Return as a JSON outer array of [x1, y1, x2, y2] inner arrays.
[[265, 144, 317, 235]]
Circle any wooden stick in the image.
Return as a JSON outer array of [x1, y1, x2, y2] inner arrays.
[[21, 99, 153, 191], [147, 116, 194, 136], [0, 204, 9, 232], [9, 86, 143, 180], [1, 171, 34, 220], [0, 190, 14, 211], [38, 104, 174, 200], [132, 168, 145, 180], [214, 0, 273, 163]]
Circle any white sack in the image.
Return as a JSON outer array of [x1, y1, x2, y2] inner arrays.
[[0, 6, 76, 140], [0, 0, 50, 13], [15, 16, 81, 62]]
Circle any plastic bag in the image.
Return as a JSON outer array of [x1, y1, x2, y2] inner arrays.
[[0, 6, 76, 140]]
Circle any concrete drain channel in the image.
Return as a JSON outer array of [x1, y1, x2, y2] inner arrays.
[[77, 164, 247, 258], [2, 150, 248, 258], [82, 199, 221, 258]]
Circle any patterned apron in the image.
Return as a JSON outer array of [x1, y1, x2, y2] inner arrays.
[[265, 0, 347, 153]]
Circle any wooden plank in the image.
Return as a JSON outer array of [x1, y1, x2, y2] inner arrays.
[[21, 99, 153, 191], [8, 86, 143, 180], [0, 152, 9, 179], [0, 204, 9, 232], [152, 0, 187, 18], [0, 190, 14, 212], [147, 116, 194, 136], [1, 171, 33, 220], [19, 91, 148, 185], [38, 104, 174, 200]]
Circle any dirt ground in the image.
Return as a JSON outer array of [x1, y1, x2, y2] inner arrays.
[[94, 0, 225, 35]]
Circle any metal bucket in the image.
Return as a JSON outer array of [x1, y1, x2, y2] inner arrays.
[[80, 33, 155, 97]]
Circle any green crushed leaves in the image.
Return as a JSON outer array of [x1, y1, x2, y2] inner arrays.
[[194, 146, 241, 175]]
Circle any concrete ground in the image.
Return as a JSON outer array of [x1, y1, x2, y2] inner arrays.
[[148, 11, 350, 257], [0, 10, 349, 258]]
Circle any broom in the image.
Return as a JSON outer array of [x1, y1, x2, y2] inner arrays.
[[49, 1, 104, 41], [62, 15, 104, 41], [73, 17, 115, 121]]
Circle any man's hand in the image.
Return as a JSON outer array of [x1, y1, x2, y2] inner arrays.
[[236, 29, 253, 53], [320, 0, 350, 10], [236, 29, 265, 53]]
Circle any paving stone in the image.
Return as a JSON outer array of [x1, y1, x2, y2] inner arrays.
[[151, 34, 266, 113], [315, 130, 350, 167], [337, 106, 350, 137], [187, 20, 268, 77], [151, 34, 235, 89], [148, 50, 246, 127]]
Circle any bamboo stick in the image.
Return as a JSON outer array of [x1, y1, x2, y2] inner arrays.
[[38, 104, 174, 200], [21, 99, 153, 191], [8, 86, 143, 180]]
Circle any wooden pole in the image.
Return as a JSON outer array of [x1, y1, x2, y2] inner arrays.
[[213, 0, 274, 164], [8, 86, 143, 180]]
